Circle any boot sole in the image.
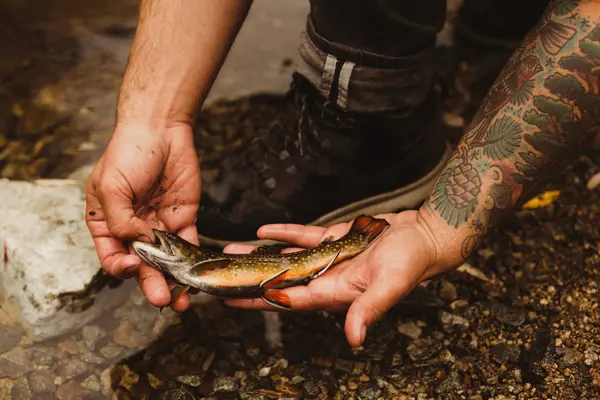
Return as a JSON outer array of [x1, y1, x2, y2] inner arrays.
[[199, 142, 453, 248]]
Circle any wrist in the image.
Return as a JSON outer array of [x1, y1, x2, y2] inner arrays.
[[416, 204, 471, 271]]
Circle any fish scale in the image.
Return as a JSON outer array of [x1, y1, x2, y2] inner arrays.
[[132, 215, 389, 310]]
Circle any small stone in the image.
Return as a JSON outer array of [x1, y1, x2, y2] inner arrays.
[[28, 370, 56, 394], [303, 380, 320, 396], [216, 318, 242, 338], [397, 322, 422, 340], [407, 338, 443, 362], [562, 348, 584, 365], [450, 300, 469, 310], [114, 320, 150, 349], [118, 365, 139, 392], [357, 383, 382, 400], [55, 380, 88, 400], [439, 311, 470, 331], [555, 338, 563, 347], [439, 280, 458, 301], [435, 371, 462, 394], [348, 381, 358, 390], [79, 349, 105, 365], [26, 346, 55, 366], [489, 302, 526, 327], [81, 326, 107, 350], [177, 375, 202, 387], [0, 325, 23, 354], [57, 339, 85, 356], [0, 379, 14, 399], [258, 366, 271, 377], [100, 368, 112, 397], [55, 359, 88, 381], [81, 375, 101, 392], [11, 375, 31, 399], [99, 343, 126, 360], [0, 346, 33, 378], [213, 377, 239, 393], [147, 373, 163, 389], [491, 343, 521, 364]]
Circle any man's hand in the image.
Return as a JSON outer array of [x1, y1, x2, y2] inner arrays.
[[223, 211, 456, 348], [85, 124, 200, 311]]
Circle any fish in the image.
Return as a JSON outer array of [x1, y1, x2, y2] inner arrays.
[[131, 215, 389, 310]]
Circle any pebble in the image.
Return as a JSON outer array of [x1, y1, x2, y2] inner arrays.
[[28, 370, 56, 394], [81, 325, 107, 350], [100, 367, 113, 397], [397, 322, 423, 340], [491, 343, 521, 364], [439, 311, 470, 331], [0, 379, 14, 400], [114, 319, 151, 349], [357, 383, 382, 400], [407, 338, 443, 362], [0, 324, 23, 354], [304, 379, 320, 396], [177, 374, 202, 387], [11, 375, 31, 399], [488, 302, 526, 327], [81, 375, 101, 392], [562, 347, 584, 365], [587, 172, 600, 190], [439, 280, 458, 301], [0, 346, 33, 378], [213, 377, 239, 393], [55, 380, 88, 400], [99, 343, 127, 360], [55, 358, 88, 381]]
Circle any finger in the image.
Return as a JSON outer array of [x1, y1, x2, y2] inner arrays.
[[138, 263, 171, 308], [97, 178, 154, 241], [345, 275, 420, 348], [223, 244, 256, 254], [257, 222, 351, 248]]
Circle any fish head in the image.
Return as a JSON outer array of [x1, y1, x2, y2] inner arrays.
[[131, 229, 200, 273]]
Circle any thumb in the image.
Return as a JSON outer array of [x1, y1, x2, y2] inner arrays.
[[344, 276, 416, 348], [97, 179, 154, 241]]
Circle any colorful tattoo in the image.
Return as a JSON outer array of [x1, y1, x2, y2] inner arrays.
[[425, 0, 600, 258]]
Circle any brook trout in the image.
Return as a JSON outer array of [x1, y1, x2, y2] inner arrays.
[[131, 215, 389, 310]]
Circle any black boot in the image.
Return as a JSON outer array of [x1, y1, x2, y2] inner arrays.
[[196, 73, 450, 247]]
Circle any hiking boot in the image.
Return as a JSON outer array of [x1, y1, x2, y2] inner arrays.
[[196, 73, 451, 247]]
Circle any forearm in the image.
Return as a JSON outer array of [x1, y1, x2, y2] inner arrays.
[[116, 0, 252, 128], [420, 0, 600, 266]]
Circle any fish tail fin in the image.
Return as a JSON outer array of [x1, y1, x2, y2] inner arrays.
[[349, 215, 390, 242]]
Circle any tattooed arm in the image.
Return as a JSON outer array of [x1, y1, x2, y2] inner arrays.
[[420, 0, 600, 267]]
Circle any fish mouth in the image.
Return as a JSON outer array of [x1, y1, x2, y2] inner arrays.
[[131, 229, 181, 270]]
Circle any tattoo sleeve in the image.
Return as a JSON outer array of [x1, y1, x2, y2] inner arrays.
[[423, 0, 600, 260]]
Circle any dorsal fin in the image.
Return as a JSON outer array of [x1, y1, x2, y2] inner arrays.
[[349, 215, 390, 242], [190, 258, 232, 275]]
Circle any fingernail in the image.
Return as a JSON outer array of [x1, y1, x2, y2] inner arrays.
[[360, 325, 367, 345]]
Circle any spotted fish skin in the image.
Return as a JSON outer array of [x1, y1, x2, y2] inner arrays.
[[132, 215, 389, 309]]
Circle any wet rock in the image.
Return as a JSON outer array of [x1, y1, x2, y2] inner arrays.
[[213, 376, 239, 393], [79, 348, 105, 365], [0, 179, 131, 341], [28, 346, 56, 366], [113, 305, 155, 332], [488, 302, 526, 327], [0, 346, 33, 378], [55, 358, 88, 381], [357, 382, 382, 400], [81, 375, 101, 392], [303, 379, 320, 396], [397, 322, 422, 340], [0, 324, 23, 354], [81, 325, 107, 350], [100, 367, 112, 397], [28, 370, 56, 394], [117, 365, 139, 392], [12, 375, 31, 399], [99, 343, 127, 360], [55, 380, 88, 400], [491, 343, 521, 364], [114, 319, 151, 349], [435, 371, 461, 394], [0, 379, 14, 400], [161, 388, 195, 399], [439, 311, 470, 331], [216, 318, 242, 338], [407, 338, 443, 362], [439, 280, 458, 301], [562, 347, 584, 365], [177, 374, 202, 387]]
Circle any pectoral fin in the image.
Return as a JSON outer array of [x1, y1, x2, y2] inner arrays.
[[262, 289, 291, 310], [259, 268, 291, 288], [312, 248, 341, 279], [170, 285, 191, 305], [190, 258, 232, 275]]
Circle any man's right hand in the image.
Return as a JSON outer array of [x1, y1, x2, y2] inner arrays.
[[85, 124, 201, 311]]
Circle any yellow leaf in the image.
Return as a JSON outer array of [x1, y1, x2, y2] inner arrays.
[[521, 190, 561, 209]]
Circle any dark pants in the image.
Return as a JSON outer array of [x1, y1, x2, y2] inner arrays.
[[296, 0, 549, 114]]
